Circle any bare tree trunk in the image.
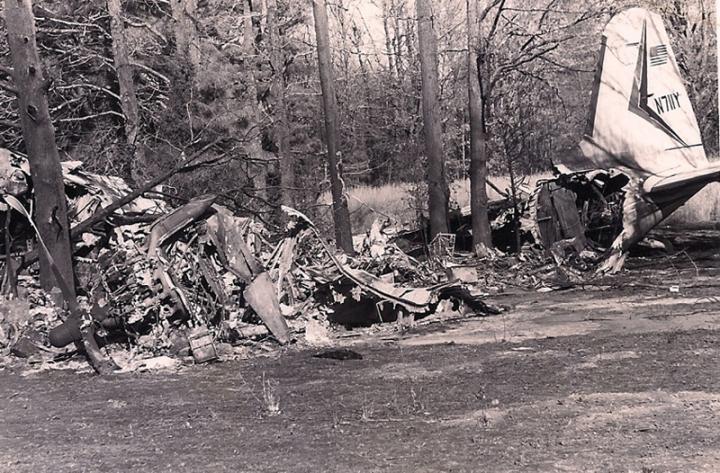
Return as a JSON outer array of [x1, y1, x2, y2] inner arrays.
[[393, 2, 404, 75], [404, 10, 417, 64], [334, 0, 351, 76], [107, 0, 146, 185], [311, 0, 354, 254], [5, 0, 75, 294], [381, 0, 396, 76], [266, 0, 294, 209], [170, 0, 200, 71], [507, 152, 521, 252], [466, 0, 492, 253], [355, 43, 375, 184], [242, 0, 267, 202], [416, 0, 449, 238]]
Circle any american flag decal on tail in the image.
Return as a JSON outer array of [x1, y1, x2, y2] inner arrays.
[[649, 44, 668, 66]]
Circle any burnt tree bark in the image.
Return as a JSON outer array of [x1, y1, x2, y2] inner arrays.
[[416, 0, 449, 238], [466, 0, 492, 253], [4, 0, 75, 293], [267, 0, 295, 209], [311, 0, 354, 253], [107, 0, 146, 184]]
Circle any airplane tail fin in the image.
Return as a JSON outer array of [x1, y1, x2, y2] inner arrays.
[[580, 7, 707, 177]]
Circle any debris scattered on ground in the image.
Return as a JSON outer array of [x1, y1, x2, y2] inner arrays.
[[0, 155, 506, 374], [1, 149, 674, 375]]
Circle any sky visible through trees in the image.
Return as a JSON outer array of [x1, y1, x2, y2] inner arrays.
[[0, 0, 716, 241]]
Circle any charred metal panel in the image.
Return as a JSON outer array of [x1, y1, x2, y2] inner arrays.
[[534, 183, 586, 251]]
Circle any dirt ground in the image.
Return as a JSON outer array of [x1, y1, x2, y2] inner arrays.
[[3, 227, 720, 473]]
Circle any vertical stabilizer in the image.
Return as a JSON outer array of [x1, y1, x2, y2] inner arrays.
[[580, 8, 707, 177]]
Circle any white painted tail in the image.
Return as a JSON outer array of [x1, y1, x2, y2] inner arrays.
[[580, 7, 707, 178]]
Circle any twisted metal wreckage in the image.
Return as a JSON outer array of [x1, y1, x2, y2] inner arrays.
[[0, 148, 499, 372], [542, 7, 720, 273], [442, 7, 719, 274], [0, 7, 717, 372]]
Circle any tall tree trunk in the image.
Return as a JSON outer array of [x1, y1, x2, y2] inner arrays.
[[169, 0, 199, 147], [311, 0, 354, 253], [334, 0, 351, 76], [5, 0, 75, 294], [170, 0, 200, 71], [107, 0, 146, 185], [242, 0, 267, 202], [355, 46, 375, 185], [381, 0, 396, 76], [405, 11, 417, 63], [267, 0, 294, 208], [393, 3, 404, 75], [466, 0, 492, 253], [416, 0, 449, 238]]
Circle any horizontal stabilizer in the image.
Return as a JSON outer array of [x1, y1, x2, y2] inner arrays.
[[643, 164, 720, 196]]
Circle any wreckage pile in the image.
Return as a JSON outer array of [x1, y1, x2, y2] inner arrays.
[[2, 141, 659, 374], [0, 150, 507, 372], [0, 145, 642, 373]]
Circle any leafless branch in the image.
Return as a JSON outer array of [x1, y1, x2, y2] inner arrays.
[[487, 0, 507, 43], [0, 81, 18, 95], [131, 62, 171, 83], [124, 17, 168, 43], [57, 110, 125, 122], [0, 120, 20, 129], [56, 83, 122, 101], [538, 54, 594, 73]]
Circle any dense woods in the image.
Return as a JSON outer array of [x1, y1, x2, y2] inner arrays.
[[0, 0, 717, 244]]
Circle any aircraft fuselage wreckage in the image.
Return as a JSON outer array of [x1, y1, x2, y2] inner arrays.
[[525, 7, 719, 273]]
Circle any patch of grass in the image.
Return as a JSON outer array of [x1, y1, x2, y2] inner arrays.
[[320, 171, 720, 235], [318, 183, 416, 233], [320, 174, 552, 234]]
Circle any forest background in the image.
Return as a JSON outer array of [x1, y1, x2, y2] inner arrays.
[[0, 0, 716, 236]]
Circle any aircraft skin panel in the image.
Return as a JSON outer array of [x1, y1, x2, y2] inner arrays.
[[571, 7, 717, 274], [581, 7, 707, 177]]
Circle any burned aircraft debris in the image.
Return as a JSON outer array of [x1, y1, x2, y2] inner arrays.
[[0, 157, 499, 373], [0, 7, 715, 374], [389, 7, 717, 274], [572, 7, 719, 271]]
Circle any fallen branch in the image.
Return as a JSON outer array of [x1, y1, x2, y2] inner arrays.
[[58, 110, 125, 122], [19, 140, 226, 268], [70, 139, 224, 238], [486, 178, 509, 198]]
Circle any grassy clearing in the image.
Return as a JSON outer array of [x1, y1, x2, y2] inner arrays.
[[319, 174, 552, 233], [320, 174, 720, 235], [317, 182, 415, 232], [449, 174, 552, 209]]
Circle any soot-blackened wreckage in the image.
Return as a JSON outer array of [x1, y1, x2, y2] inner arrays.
[[526, 7, 719, 273], [0, 7, 716, 371], [399, 7, 718, 273]]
